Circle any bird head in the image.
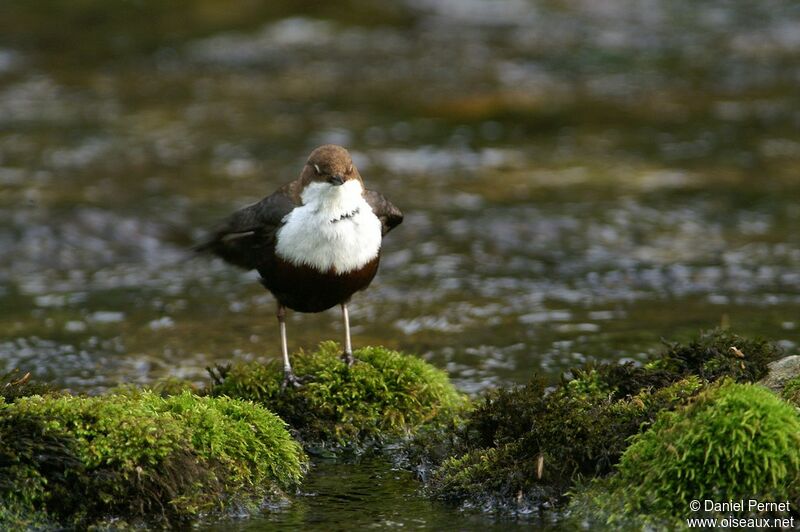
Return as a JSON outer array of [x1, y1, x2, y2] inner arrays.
[[301, 145, 362, 189]]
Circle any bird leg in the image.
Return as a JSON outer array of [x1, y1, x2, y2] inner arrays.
[[278, 304, 301, 389], [341, 302, 355, 366]]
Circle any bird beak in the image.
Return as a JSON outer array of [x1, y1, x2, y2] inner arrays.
[[328, 175, 344, 186]]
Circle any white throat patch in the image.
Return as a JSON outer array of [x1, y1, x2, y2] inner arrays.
[[275, 180, 382, 273]]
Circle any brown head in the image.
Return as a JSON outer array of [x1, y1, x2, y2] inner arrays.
[[299, 145, 363, 188]]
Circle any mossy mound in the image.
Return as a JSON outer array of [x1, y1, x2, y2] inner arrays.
[[620, 381, 800, 514], [408, 329, 786, 513], [571, 381, 800, 527], [420, 377, 702, 510], [0, 391, 306, 529], [209, 342, 467, 451]]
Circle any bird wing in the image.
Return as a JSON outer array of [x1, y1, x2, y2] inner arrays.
[[363, 189, 403, 236], [194, 191, 297, 270]]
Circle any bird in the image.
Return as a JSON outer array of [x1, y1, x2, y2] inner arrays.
[[196, 145, 403, 388]]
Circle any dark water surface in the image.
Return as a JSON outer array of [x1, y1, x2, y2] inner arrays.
[[205, 455, 541, 531], [2, 0, 800, 528]]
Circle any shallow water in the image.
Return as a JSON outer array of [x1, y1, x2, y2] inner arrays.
[[206, 455, 544, 531], [2, 0, 800, 527]]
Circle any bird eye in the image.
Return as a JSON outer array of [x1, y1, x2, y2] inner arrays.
[[313, 164, 322, 175]]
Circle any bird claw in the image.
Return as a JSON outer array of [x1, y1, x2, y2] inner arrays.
[[341, 352, 356, 367], [281, 372, 303, 390]]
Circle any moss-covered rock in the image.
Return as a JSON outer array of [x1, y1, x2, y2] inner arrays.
[[420, 377, 702, 511], [408, 329, 787, 514], [648, 327, 781, 383], [209, 342, 467, 451], [571, 381, 800, 527], [0, 368, 52, 402], [621, 381, 800, 513], [0, 391, 306, 529]]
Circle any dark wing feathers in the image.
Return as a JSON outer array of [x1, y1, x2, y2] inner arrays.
[[197, 187, 401, 270], [363, 189, 403, 236], [194, 191, 296, 270]]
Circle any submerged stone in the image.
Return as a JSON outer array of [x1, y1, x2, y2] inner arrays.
[[0, 391, 306, 529], [209, 342, 467, 451]]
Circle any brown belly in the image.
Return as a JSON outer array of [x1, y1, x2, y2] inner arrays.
[[258, 255, 380, 313]]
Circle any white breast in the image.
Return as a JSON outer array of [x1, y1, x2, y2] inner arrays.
[[275, 180, 382, 273]]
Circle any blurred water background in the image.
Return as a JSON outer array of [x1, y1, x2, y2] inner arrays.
[[2, 0, 800, 528]]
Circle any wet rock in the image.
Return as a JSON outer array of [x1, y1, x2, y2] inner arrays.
[[758, 355, 800, 393]]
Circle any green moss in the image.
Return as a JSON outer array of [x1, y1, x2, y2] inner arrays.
[[0, 369, 52, 402], [412, 329, 786, 513], [424, 377, 702, 508], [781, 375, 800, 406], [572, 381, 800, 527], [0, 409, 76, 530], [155, 392, 305, 497], [560, 368, 612, 400], [648, 327, 781, 383], [150, 376, 203, 397], [565, 477, 675, 531], [619, 381, 800, 515], [0, 391, 305, 528], [210, 342, 467, 450]]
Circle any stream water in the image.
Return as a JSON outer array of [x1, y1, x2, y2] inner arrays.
[[2, 0, 800, 528]]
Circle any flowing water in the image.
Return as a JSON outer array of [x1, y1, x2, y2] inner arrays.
[[2, 0, 800, 528]]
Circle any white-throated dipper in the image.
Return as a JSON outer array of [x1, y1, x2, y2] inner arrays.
[[196, 145, 403, 387]]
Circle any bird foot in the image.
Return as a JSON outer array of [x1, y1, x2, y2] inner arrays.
[[281, 371, 304, 390], [341, 351, 356, 367]]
